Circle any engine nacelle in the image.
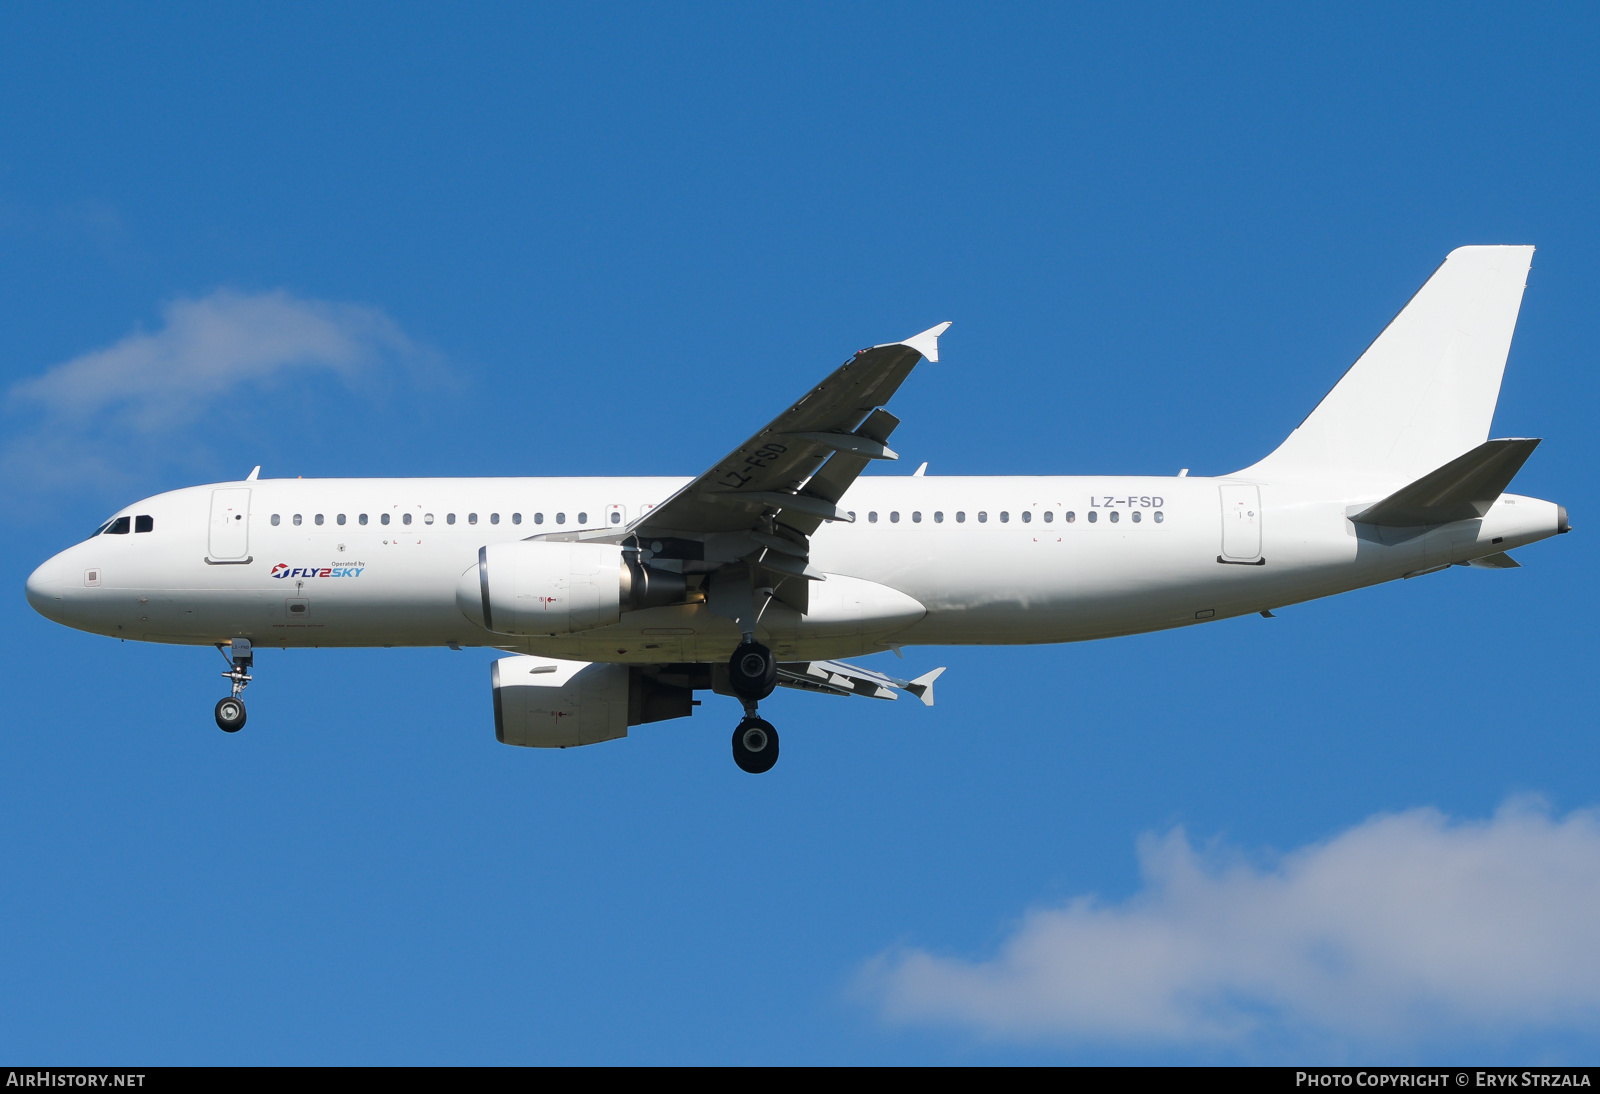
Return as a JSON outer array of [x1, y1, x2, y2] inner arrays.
[[457, 541, 687, 635], [492, 656, 694, 748]]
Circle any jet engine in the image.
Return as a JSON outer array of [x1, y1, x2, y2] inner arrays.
[[457, 541, 686, 635], [492, 656, 694, 747]]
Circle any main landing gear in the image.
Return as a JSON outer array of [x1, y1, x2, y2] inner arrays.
[[732, 716, 779, 774], [214, 638, 252, 733], [727, 640, 780, 774]]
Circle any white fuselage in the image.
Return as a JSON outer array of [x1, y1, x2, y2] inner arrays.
[[25, 473, 1565, 663]]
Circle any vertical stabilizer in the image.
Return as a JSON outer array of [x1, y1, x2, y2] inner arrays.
[[1240, 246, 1534, 487]]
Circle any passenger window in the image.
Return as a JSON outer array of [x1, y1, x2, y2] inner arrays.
[[956, 511, 966, 523], [403, 513, 412, 526], [447, 514, 456, 525], [468, 513, 477, 525], [1132, 511, 1141, 523], [271, 514, 281, 527], [135, 515, 154, 532], [848, 511, 856, 521], [1000, 511, 1010, 523], [978, 511, 987, 523], [1088, 511, 1097, 523], [381, 514, 390, 525], [1043, 510, 1053, 523], [315, 514, 324, 526], [107, 516, 130, 534], [491, 513, 500, 525], [578, 512, 588, 524], [934, 511, 944, 523], [424, 513, 434, 525], [912, 511, 922, 523], [513, 513, 522, 525], [1110, 511, 1120, 523], [337, 514, 347, 526], [535, 513, 544, 525], [610, 511, 621, 524], [869, 512, 878, 523], [359, 514, 369, 525], [1154, 511, 1164, 523], [556, 513, 565, 525], [1021, 511, 1031, 523], [293, 514, 303, 526], [890, 512, 900, 523], [1066, 511, 1075, 523]]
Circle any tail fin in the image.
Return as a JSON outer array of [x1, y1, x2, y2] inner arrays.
[[1240, 246, 1534, 487]]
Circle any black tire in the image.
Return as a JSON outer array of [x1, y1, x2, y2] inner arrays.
[[727, 641, 777, 700], [215, 697, 247, 733], [731, 717, 779, 774]]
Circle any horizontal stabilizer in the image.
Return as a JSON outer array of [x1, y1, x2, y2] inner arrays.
[[1468, 551, 1521, 569], [1351, 438, 1540, 527]]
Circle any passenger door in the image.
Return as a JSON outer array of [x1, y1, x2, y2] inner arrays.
[[1219, 484, 1263, 562], [208, 488, 252, 562]]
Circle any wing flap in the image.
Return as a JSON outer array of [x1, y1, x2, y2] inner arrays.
[[775, 409, 904, 537], [630, 325, 948, 539]]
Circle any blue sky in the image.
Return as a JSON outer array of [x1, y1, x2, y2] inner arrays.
[[2, 4, 1597, 1064]]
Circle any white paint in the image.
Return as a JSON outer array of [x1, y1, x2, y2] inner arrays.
[[22, 247, 1569, 751]]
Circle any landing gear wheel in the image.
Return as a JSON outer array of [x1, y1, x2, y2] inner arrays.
[[727, 641, 778, 700], [215, 696, 247, 733], [732, 717, 779, 774]]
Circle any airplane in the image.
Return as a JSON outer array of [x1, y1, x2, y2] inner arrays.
[[25, 246, 1569, 773]]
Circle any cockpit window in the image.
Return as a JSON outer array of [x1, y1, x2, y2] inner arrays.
[[105, 516, 131, 535], [93, 519, 114, 536], [135, 515, 154, 533]]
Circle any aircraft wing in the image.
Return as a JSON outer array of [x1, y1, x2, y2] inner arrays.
[[775, 659, 946, 706], [630, 322, 950, 544], [536, 321, 947, 614]]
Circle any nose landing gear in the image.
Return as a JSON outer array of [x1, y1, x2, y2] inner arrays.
[[214, 638, 252, 733]]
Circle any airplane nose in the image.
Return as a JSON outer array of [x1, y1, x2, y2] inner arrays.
[[25, 555, 67, 619]]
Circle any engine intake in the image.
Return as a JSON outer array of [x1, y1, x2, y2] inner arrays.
[[457, 541, 687, 635]]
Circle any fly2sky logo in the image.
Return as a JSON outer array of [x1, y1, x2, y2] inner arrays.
[[271, 562, 366, 579]]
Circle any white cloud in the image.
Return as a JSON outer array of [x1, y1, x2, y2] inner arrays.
[[3, 288, 437, 493], [861, 799, 1600, 1050], [10, 288, 424, 431]]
